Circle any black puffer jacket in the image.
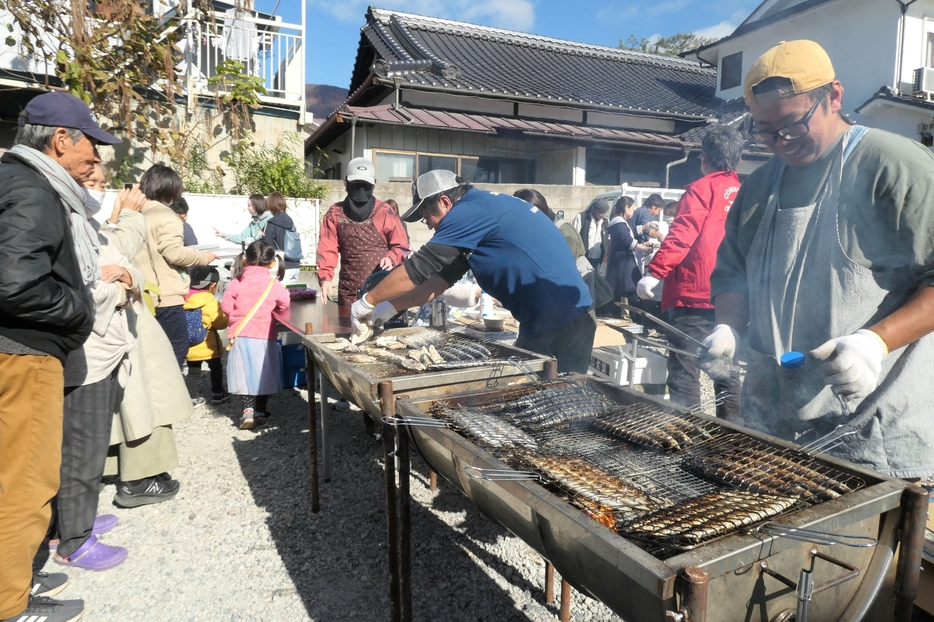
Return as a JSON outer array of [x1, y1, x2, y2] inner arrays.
[[260, 212, 300, 269], [0, 151, 92, 363]]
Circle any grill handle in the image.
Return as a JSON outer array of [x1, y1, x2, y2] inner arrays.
[[754, 522, 878, 548], [462, 466, 540, 481], [381, 415, 449, 428]]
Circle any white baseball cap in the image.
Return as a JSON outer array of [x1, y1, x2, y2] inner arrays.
[[402, 169, 461, 223], [345, 157, 375, 185]]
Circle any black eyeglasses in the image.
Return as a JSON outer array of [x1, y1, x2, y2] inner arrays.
[[748, 98, 822, 145]]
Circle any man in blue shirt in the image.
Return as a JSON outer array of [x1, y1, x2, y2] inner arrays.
[[629, 193, 665, 244], [351, 170, 595, 373]]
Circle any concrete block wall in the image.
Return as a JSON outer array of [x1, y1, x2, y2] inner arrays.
[[319, 180, 620, 253]]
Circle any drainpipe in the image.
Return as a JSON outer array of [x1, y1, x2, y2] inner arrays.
[[350, 114, 358, 158], [895, 0, 920, 94], [665, 151, 689, 189]]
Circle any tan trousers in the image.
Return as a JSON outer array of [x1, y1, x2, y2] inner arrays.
[[0, 353, 64, 618], [104, 425, 179, 482]]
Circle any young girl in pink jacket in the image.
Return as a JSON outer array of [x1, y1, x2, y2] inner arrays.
[[222, 241, 291, 429]]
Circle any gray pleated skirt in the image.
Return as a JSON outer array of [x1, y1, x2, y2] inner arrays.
[[226, 337, 281, 396]]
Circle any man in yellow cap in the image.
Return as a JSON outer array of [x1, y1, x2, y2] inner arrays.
[[702, 40, 934, 478]]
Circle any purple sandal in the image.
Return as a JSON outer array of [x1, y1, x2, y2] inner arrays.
[[54, 535, 128, 571], [48, 513, 119, 550]]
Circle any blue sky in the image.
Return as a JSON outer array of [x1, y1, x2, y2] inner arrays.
[[258, 0, 763, 89]]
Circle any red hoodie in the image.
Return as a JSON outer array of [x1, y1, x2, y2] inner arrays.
[[647, 170, 740, 311]]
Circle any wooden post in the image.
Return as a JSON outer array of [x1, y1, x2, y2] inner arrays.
[[304, 323, 319, 513], [544, 561, 555, 604], [397, 393, 412, 622], [893, 484, 929, 621], [559, 579, 571, 622], [429, 469, 438, 492]]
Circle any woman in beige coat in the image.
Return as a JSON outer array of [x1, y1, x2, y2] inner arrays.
[[132, 164, 217, 369]]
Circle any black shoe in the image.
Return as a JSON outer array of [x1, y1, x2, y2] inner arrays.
[[31, 571, 68, 598], [211, 391, 230, 404], [113, 473, 180, 508], [254, 409, 273, 426], [1, 595, 84, 622]]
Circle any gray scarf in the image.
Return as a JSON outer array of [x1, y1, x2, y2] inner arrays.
[[9, 144, 100, 284]]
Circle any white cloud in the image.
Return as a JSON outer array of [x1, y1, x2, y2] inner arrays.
[[306, 0, 535, 31], [693, 19, 738, 40], [648, 0, 696, 16], [595, 4, 641, 23]]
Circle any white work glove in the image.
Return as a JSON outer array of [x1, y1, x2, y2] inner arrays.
[[350, 297, 399, 344], [809, 329, 887, 402], [696, 324, 740, 382], [372, 301, 398, 326], [350, 296, 375, 344], [636, 275, 660, 300]]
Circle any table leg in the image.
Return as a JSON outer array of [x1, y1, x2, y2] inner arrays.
[[380, 382, 401, 622], [304, 342, 319, 513], [559, 579, 571, 622], [318, 367, 332, 483], [545, 560, 555, 604]]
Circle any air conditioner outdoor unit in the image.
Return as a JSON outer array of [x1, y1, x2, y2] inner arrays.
[[912, 67, 934, 97]]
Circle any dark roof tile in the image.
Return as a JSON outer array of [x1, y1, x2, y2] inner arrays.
[[356, 7, 718, 119]]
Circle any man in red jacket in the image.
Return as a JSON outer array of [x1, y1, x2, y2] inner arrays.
[[636, 126, 743, 421]]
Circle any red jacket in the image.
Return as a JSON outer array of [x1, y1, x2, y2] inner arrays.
[[315, 200, 411, 283], [647, 170, 740, 311]]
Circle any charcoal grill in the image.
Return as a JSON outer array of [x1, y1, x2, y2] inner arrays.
[[393, 377, 924, 622], [301, 327, 550, 424]]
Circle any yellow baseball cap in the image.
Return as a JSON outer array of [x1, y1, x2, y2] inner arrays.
[[744, 40, 835, 106]]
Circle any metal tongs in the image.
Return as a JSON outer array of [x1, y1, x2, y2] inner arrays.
[[463, 466, 540, 481], [617, 303, 743, 381], [753, 521, 878, 548], [381, 415, 448, 428]]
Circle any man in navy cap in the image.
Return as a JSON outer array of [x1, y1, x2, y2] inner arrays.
[[0, 91, 121, 622]]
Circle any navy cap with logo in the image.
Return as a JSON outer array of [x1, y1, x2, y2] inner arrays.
[[19, 92, 121, 145]]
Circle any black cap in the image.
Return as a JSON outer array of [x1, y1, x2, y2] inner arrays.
[[19, 92, 121, 145], [189, 265, 220, 289]]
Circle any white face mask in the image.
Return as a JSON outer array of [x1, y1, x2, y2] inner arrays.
[[84, 189, 106, 218]]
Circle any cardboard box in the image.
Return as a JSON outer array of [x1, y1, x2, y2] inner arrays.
[[589, 345, 668, 386]]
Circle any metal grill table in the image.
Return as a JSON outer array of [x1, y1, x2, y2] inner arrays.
[[393, 377, 927, 622]]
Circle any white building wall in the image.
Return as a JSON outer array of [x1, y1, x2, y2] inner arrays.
[[714, 0, 901, 120]]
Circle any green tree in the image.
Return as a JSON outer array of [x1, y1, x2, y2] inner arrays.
[[5, 0, 263, 188], [225, 134, 326, 199], [619, 32, 717, 57]]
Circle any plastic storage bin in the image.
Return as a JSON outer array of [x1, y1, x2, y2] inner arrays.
[[279, 342, 306, 388]]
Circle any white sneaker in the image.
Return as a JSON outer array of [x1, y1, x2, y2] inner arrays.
[[239, 408, 254, 430]]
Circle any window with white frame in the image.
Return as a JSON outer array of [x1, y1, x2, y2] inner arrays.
[[720, 52, 743, 90], [374, 150, 534, 184]]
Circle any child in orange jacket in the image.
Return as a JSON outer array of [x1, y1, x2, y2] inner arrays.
[[184, 266, 229, 403]]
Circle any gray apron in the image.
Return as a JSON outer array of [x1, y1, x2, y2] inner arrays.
[[743, 126, 934, 478]]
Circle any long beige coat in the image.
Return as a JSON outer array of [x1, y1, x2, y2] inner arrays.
[[102, 209, 193, 444], [109, 295, 193, 444]]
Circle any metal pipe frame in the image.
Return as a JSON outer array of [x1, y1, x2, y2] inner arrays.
[[892, 484, 928, 621], [680, 566, 708, 622]]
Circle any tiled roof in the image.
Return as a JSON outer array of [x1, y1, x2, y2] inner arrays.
[[332, 104, 686, 148], [350, 7, 719, 120], [854, 86, 934, 114]]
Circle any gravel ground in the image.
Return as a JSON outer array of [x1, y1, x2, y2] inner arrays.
[[35, 377, 636, 622]]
